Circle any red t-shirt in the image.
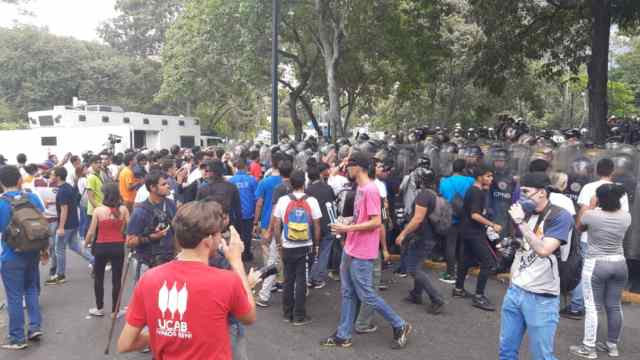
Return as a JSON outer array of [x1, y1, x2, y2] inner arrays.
[[249, 161, 262, 180], [125, 260, 252, 360]]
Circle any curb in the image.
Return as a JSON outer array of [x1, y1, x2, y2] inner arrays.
[[389, 255, 640, 304]]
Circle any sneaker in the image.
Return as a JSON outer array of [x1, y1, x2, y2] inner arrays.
[[427, 301, 444, 315], [378, 283, 389, 291], [394, 271, 408, 278], [403, 293, 423, 305], [313, 281, 326, 289], [320, 334, 352, 348], [560, 307, 584, 320], [1, 342, 28, 350], [391, 322, 412, 349], [105, 263, 112, 272], [328, 271, 340, 281], [355, 324, 378, 334], [140, 347, 151, 353], [596, 342, 619, 357], [282, 316, 292, 323], [89, 308, 105, 317], [56, 275, 66, 284], [276, 282, 284, 292], [44, 275, 59, 286], [569, 344, 597, 359], [452, 288, 471, 298], [472, 295, 495, 312], [438, 272, 456, 284], [292, 316, 313, 326], [27, 331, 43, 341], [255, 299, 270, 308]]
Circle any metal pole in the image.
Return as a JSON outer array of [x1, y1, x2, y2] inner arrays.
[[271, 0, 280, 145]]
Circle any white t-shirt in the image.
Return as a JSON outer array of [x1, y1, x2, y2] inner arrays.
[[374, 178, 387, 199], [577, 179, 629, 243], [273, 191, 322, 249], [550, 192, 575, 261], [135, 185, 173, 203], [328, 174, 349, 197]]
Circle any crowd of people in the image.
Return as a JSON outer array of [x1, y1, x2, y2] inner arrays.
[[0, 130, 635, 359]]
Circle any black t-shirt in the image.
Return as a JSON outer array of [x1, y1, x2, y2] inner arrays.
[[306, 180, 336, 237], [414, 189, 436, 243], [461, 185, 487, 239]]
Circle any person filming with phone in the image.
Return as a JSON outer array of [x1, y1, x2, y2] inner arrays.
[[126, 171, 177, 278]]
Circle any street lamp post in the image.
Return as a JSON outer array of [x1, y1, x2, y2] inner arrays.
[[271, 0, 280, 145]]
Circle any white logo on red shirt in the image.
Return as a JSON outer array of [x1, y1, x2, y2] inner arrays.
[[156, 281, 192, 339]]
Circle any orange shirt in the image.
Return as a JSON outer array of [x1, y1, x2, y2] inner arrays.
[[118, 166, 137, 203]]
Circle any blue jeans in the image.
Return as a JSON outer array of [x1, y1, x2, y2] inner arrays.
[[1, 252, 42, 343], [48, 222, 58, 276], [569, 241, 589, 312], [310, 234, 334, 282], [499, 286, 560, 360], [55, 228, 94, 276], [79, 205, 90, 239], [336, 252, 404, 340]]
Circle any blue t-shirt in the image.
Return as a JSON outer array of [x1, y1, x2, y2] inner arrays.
[[255, 175, 282, 229], [56, 183, 79, 229], [439, 175, 474, 224], [0, 191, 45, 261], [229, 170, 258, 220], [127, 198, 177, 258]]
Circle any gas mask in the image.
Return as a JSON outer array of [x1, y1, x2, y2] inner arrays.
[[518, 189, 540, 215]]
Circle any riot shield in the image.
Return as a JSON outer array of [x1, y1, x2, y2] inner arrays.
[[489, 147, 516, 239], [438, 143, 458, 177], [553, 143, 581, 173], [396, 145, 418, 176], [508, 143, 533, 177], [422, 144, 441, 177], [563, 156, 595, 208]]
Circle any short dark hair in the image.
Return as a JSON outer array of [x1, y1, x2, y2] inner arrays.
[[102, 183, 122, 208], [70, 155, 81, 164], [271, 152, 283, 169], [249, 150, 260, 161], [307, 160, 320, 181], [25, 163, 38, 176], [290, 170, 306, 190], [124, 153, 136, 166], [53, 166, 67, 181], [145, 171, 167, 192], [0, 166, 22, 188], [215, 148, 225, 159], [173, 201, 225, 249], [90, 155, 101, 165], [278, 159, 293, 179], [234, 157, 247, 170], [16, 153, 27, 164], [161, 159, 175, 173], [452, 159, 466, 173], [136, 154, 148, 163], [471, 164, 494, 179], [529, 159, 550, 173], [596, 158, 614, 177], [596, 183, 625, 212]]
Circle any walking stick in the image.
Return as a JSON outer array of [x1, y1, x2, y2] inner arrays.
[[104, 247, 133, 355]]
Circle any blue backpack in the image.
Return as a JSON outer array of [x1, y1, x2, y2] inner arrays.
[[283, 194, 313, 242]]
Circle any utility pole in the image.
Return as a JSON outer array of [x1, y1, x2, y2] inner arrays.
[[271, 0, 280, 145]]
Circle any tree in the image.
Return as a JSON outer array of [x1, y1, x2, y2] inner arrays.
[[468, 0, 640, 144], [98, 0, 184, 57]]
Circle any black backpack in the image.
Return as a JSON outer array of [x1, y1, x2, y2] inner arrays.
[[557, 224, 583, 294]]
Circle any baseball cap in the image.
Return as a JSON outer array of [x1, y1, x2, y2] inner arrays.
[[521, 172, 551, 189], [347, 152, 371, 170]]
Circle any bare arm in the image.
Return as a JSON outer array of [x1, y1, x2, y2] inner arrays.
[[87, 189, 99, 209], [349, 215, 381, 232], [117, 324, 149, 353], [396, 205, 427, 245], [84, 211, 99, 246], [313, 218, 321, 248], [517, 222, 561, 257], [575, 204, 589, 232]]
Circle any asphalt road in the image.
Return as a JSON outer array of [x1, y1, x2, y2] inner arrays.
[[1, 250, 639, 360]]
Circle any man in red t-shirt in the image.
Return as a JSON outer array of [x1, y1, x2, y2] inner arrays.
[[248, 150, 262, 181], [117, 201, 256, 359]]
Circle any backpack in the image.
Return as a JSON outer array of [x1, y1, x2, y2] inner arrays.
[[283, 194, 313, 242], [1, 193, 50, 252], [425, 190, 453, 236], [536, 205, 583, 294], [557, 221, 583, 294]]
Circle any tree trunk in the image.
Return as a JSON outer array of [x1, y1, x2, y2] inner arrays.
[[289, 92, 304, 141], [300, 95, 323, 138], [315, 0, 343, 142], [587, 0, 610, 145]]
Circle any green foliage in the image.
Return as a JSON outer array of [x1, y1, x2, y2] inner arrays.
[[0, 26, 164, 119], [98, 0, 184, 57]]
